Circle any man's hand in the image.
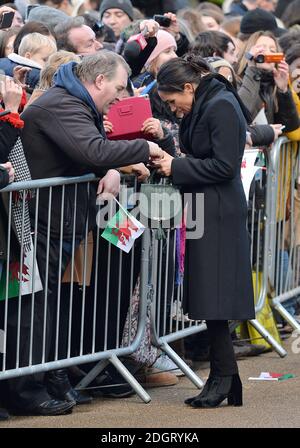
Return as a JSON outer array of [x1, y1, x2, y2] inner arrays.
[[0, 162, 15, 183], [148, 141, 164, 161], [103, 115, 114, 134], [97, 169, 120, 200], [131, 163, 150, 182], [151, 151, 174, 177], [0, 76, 23, 112]]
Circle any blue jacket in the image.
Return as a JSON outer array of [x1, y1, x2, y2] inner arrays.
[[0, 55, 40, 89]]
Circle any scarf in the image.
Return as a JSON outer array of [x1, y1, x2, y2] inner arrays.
[[8, 137, 33, 253], [54, 61, 105, 134]]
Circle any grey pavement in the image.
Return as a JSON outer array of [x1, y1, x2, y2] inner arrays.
[[1, 337, 300, 428]]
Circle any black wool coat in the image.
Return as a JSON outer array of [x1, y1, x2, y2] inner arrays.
[[171, 77, 255, 321]]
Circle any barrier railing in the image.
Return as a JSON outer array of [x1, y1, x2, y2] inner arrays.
[[266, 138, 300, 333]]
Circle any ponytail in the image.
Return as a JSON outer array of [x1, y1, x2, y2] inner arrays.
[[157, 54, 211, 93]]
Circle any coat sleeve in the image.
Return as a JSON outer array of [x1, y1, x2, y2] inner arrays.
[[28, 104, 150, 171], [0, 169, 9, 190], [249, 124, 274, 147], [238, 66, 263, 120], [274, 89, 300, 132], [171, 99, 245, 186], [0, 121, 21, 162]]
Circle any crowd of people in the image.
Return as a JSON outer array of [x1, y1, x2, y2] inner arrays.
[[0, 0, 300, 420]]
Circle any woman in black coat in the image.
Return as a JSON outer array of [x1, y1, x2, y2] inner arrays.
[[153, 55, 255, 409]]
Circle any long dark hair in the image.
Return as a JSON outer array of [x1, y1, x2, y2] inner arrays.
[[157, 54, 252, 123], [157, 54, 211, 93]]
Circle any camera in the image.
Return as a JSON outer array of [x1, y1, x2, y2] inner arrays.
[[246, 52, 284, 64], [153, 15, 172, 27]]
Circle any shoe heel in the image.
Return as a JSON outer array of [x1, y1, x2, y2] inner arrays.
[[228, 374, 243, 406]]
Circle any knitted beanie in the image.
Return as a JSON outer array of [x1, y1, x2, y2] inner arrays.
[[145, 30, 177, 69], [99, 0, 134, 21]]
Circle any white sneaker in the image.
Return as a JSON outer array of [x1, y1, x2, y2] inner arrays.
[[152, 354, 185, 377]]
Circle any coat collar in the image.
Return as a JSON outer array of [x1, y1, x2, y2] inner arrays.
[[186, 77, 225, 142], [8, 53, 42, 70]]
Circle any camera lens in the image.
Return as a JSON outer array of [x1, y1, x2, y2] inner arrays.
[[255, 54, 265, 63]]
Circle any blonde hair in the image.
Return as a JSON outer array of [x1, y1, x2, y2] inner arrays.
[[237, 31, 278, 77], [38, 50, 81, 90], [18, 33, 57, 58]]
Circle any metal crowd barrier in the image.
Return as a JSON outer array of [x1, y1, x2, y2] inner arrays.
[[266, 138, 300, 334], [0, 175, 152, 403], [1, 142, 299, 405]]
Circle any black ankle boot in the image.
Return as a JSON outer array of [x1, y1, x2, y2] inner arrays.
[[47, 369, 92, 405], [190, 374, 243, 408], [184, 375, 214, 405]]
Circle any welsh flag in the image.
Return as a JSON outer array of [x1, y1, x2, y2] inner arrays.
[[101, 207, 145, 253], [0, 237, 43, 301]]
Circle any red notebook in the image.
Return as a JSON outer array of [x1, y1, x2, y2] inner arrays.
[[106, 95, 152, 140]]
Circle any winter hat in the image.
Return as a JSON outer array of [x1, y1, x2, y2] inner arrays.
[[240, 8, 286, 37], [27, 6, 69, 33], [99, 0, 134, 21], [145, 30, 177, 69]]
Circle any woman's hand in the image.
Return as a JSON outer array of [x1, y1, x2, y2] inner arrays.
[[273, 60, 289, 93], [13, 65, 31, 89], [142, 117, 164, 140], [103, 115, 114, 134], [140, 19, 159, 37], [270, 123, 284, 141], [247, 45, 265, 67], [0, 76, 23, 113], [0, 162, 15, 183], [152, 151, 174, 177], [161, 12, 180, 40]]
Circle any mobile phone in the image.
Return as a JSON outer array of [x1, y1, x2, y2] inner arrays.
[[0, 11, 14, 29], [153, 15, 172, 27], [25, 4, 39, 20]]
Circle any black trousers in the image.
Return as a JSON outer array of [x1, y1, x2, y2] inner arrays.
[[6, 230, 73, 409], [206, 320, 238, 377]]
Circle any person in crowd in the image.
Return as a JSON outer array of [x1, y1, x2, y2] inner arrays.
[[0, 28, 19, 59], [17, 33, 57, 69], [199, 9, 224, 31], [237, 30, 299, 132], [6, 50, 163, 416], [54, 16, 103, 55], [26, 5, 69, 34], [3, 3, 24, 28], [153, 54, 255, 408], [238, 8, 286, 42], [192, 31, 239, 67], [99, 0, 134, 40], [80, 10, 117, 46], [36, 0, 75, 16], [228, 0, 258, 16], [13, 21, 55, 55], [0, 33, 56, 90], [221, 16, 243, 39], [0, 76, 24, 421], [176, 8, 206, 39], [278, 28, 300, 55], [0, 23, 57, 89], [281, 0, 300, 29]]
